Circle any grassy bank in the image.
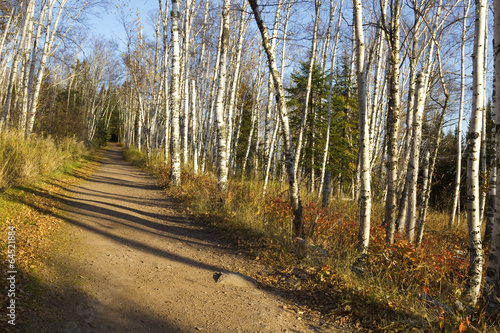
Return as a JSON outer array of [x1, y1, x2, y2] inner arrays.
[[0, 133, 99, 331], [0, 131, 88, 189], [124, 147, 496, 333]]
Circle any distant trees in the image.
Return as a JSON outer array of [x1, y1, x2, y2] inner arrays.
[[0, 0, 96, 138]]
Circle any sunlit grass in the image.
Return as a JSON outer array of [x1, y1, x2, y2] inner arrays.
[[0, 131, 88, 189]]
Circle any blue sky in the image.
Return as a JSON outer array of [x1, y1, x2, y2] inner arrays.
[[89, 0, 159, 46]]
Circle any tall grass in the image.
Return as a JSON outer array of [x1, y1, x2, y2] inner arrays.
[[0, 131, 88, 189]]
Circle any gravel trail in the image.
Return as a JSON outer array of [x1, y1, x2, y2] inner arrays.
[[28, 144, 344, 333]]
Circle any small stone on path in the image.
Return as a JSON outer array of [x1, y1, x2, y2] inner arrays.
[[214, 272, 259, 289]]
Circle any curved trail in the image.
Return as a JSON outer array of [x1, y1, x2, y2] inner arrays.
[[33, 144, 339, 332]]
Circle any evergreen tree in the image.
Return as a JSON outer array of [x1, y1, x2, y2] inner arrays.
[[286, 58, 358, 193]]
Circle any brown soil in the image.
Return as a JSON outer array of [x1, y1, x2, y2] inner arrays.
[[22, 144, 350, 333]]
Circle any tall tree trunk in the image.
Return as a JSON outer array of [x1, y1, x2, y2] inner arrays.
[[19, 0, 36, 134], [353, 0, 371, 258], [215, 0, 230, 190], [159, 0, 170, 161], [225, 2, 248, 168], [484, 0, 500, 314], [248, 0, 303, 237], [182, 0, 193, 166], [479, 8, 489, 222], [169, 0, 182, 186], [191, 79, 199, 174], [395, 0, 419, 233], [450, 0, 471, 227], [200, 16, 223, 173], [405, 72, 427, 242], [383, 0, 402, 244], [464, 0, 487, 307], [263, 0, 284, 174]]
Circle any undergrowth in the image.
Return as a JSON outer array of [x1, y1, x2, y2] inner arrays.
[[123, 149, 498, 333], [0, 131, 88, 189]]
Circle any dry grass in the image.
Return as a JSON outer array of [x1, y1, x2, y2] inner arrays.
[[0, 131, 88, 190]]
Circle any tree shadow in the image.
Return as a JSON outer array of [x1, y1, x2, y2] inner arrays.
[[16, 264, 187, 333]]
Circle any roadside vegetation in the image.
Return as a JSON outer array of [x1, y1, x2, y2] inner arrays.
[[0, 131, 89, 189], [0, 131, 98, 330], [124, 148, 497, 333]]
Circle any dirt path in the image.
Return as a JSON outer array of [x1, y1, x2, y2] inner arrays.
[[27, 144, 344, 333]]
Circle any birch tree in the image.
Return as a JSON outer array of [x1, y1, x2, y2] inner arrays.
[[226, 2, 249, 175], [450, 0, 471, 227], [484, 0, 500, 314], [405, 72, 427, 243], [464, 0, 487, 307], [382, 0, 402, 244], [353, 0, 371, 258], [215, 0, 230, 190], [170, 0, 182, 186], [248, 0, 303, 237]]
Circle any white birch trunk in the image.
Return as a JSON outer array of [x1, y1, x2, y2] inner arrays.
[[200, 17, 223, 173], [395, 0, 419, 232], [479, 8, 489, 222], [159, 0, 170, 161], [263, 0, 284, 172], [170, 0, 182, 186], [353, 0, 371, 257], [485, 0, 500, 313], [405, 72, 427, 243], [464, 0, 487, 307], [19, 1, 36, 134], [191, 79, 198, 174], [182, 0, 193, 166], [383, 0, 402, 244], [450, 0, 471, 227], [215, 0, 230, 190], [225, 2, 248, 167]]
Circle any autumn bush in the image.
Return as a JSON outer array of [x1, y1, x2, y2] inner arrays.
[[0, 131, 88, 190]]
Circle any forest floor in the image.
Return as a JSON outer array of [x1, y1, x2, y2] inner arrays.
[[17, 143, 357, 332]]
